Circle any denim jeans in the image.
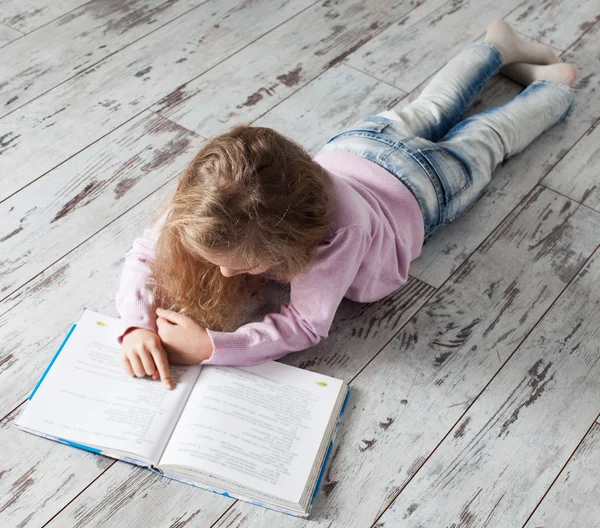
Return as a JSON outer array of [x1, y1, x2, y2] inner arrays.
[[316, 43, 575, 236]]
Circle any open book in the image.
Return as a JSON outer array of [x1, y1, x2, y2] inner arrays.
[[15, 308, 350, 517]]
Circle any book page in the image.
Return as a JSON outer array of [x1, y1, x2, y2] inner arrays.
[[159, 362, 344, 503], [17, 309, 201, 463]]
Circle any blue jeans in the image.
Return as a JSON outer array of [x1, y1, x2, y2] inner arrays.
[[316, 43, 575, 236]]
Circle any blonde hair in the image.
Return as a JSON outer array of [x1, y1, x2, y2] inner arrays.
[[151, 125, 331, 331]]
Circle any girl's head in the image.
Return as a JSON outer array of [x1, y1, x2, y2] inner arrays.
[[151, 125, 331, 331]]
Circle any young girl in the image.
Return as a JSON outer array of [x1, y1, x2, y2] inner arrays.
[[116, 21, 576, 390]]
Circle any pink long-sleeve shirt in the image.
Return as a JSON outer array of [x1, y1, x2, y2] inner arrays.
[[115, 151, 424, 366]]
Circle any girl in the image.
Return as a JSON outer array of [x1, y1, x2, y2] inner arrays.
[[116, 21, 576, 390]]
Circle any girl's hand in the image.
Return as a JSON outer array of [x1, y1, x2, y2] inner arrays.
[[156, 307, 214, 365], [120, 328, 173, 390]]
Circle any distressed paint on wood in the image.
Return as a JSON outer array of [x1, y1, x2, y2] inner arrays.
[[506, 0, 600, 50], [207, 186, 600, 527], [525, 423, 600, 528], [0, 23, 21, 47], [0, 111, 203, 298], [0, 0, 314, 202], [255, 63, 406, 154], [543, 119, 600, 212], [0, 0, 91, 33], [44, 461, 234, 528], [154, 0, 422, 138], [0, 406, 112, 528], [408, 21, 600, 287], [345, 0, 523, 93], [377, 248, 600, 527], [0, 0, 202, 115]]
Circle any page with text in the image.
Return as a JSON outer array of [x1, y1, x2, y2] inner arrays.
[[160, 362, 343, 503], [17, 309, 201, 463]]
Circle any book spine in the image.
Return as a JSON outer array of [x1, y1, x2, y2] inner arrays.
[[308, 385, 352, 514]]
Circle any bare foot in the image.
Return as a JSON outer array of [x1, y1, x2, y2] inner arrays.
[[486, 20, 562, 66], [501, 62, 577, 87]]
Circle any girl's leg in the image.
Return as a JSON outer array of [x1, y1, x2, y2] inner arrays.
[[431, 78, 574, 224], [381, 20, 563, 142], [386, 43, 504, 142]]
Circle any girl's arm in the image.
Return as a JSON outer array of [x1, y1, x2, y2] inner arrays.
[[201, 225, 370, 366], [115, 211, 169, 343]]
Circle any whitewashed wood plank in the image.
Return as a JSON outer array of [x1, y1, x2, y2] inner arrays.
[[153, 0, 422, 138], [206, 186, 600, 527], [44, 461, 234, 528], [543, 119, 600, 212], [0, 406, 112, 528], [377, 248, 600, 528], [525, 423, 600, 528], [506, 0, 600, 50], [0, 0, 90, 33], [0, 0, 314, 202], [345, 0, 523, 93], [408, 22, 600, 287], [0, 23, 21, 46], [0, 111, 203, 299], [255, 63, 405, 154], [0, 0, 202, 115]]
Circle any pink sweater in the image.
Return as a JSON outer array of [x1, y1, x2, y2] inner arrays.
[[115, 151, 424, 365]]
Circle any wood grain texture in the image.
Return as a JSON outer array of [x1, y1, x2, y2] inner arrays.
[[408, 21, 600, 287], [0, 0, 90, 33], [0, 0, 201, 116], [344, 0, 522, 92], [525, 423, 600, 528], [377, 243, 600, 527], [0, 0, 314, 202], [543, 119, 600, 212], [0, 111, 203, 298], [0, 23, 21, 47], [506, 0, 600, 50], [206, 186, 600, 527], [44, 462, 233, 528], [154, 0, 418, 138], [0, 406, 112, 528], [255, 63, 406, 154]]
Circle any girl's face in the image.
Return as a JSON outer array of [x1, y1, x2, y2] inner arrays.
[[199, 249, 272, 278]]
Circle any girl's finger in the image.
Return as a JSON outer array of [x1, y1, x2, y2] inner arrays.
[[139, 348, 157, 376], [120, 354, 135, 377], [150, 345, 173, 390], [156, 307, 189, 327], [128, 351, 146, 377]]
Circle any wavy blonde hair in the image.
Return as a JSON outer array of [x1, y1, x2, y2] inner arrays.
[[150, 125, 332, 331]]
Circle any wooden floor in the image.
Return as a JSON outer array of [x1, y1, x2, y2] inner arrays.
[[1, 0, 600, 526]]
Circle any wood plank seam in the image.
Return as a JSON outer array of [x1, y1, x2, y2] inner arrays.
[[540, 179, 600, 214], [0, 0, 213, 120], [0, 0, 322, 205], [0, 124, 201, 305], [368, 213, 600, 528], [520, 412, 600, 528], [154, 0, 427, 128], [0, 1, 95, 36]]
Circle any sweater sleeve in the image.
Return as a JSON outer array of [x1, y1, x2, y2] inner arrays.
[[201, 226, 369, 366], [115, 211, 169, 343]]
